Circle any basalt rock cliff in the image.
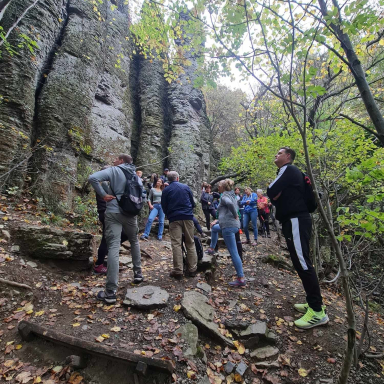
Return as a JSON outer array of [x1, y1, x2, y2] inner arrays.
[[0, 0, 210, 210]]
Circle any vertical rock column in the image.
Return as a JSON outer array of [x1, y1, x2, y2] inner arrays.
[[0, 0, 68, 189], [134, 58, 170, 176], [167, 62, 210, 194]]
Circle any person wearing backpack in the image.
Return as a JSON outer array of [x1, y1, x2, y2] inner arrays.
[[267, 147, 328, 329], [89, 154, 144, 304]]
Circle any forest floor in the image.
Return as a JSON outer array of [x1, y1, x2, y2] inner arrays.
[[0, 196, 383, 384]]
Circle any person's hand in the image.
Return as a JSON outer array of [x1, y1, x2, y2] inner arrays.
[[103, 194, 116, 202], [246, 200, 250, 205], [208, 202, 211, 205], [149, 205, 154, 210], [210, 220, 217, 228]]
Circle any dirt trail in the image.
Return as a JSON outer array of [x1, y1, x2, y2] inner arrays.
[[0, 205, 383, 384]]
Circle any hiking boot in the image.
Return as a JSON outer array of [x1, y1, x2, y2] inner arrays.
[[294, 307, 329, 329], [205, 248, 215, 255], [228, 277, 246, 287], [97, 290, 116, 304], [169, 270, 183, 280], [187, 270, 197, 278], [294, 303, 327, 314], [93, 264, 107, 275], [242, 240, 250, 244], [133, 271, 144, 284], [140, 235, 148, 241]]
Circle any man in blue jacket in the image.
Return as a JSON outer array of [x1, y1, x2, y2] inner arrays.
[[161, 171, 197, 279]]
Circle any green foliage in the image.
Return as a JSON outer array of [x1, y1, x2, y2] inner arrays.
[[68, 127, 92, 155]]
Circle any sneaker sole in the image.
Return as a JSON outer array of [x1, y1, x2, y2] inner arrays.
[[295, 315, 329, 329], [96, 295, 116, 304], [133, 279, 144, 284]]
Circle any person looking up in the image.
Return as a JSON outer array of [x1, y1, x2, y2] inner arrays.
[[140, 178, 165, 241], [267, 147, 328, 329], [200, 184, 216, 229], [211, 179, 245, 287], [88, 154, 143, 304], [161, 171, 197, 279], [240, 187, 258, 246]]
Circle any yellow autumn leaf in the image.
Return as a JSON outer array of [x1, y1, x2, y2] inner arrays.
[[95, 336, 104, 342], [33, 377, 42, 383], [6, 341, 14, 346], [72, 323, 81, 327], [102, 334, 110, 339], [298, 368, 308, 377], [187, 371, 196, 379], [379, 39, 384, 46], [34, 310, 44, 317], [15, 345, 22, 350], [111, 326, 121, 332], [173, 304, 181, 312], [26, 310, 33, 315]]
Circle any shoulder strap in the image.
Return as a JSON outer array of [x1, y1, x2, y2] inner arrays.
[[109, 167, 130, 198]]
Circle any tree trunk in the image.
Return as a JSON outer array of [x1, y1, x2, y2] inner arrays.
[[301, 131, 356, 384], [317, 0, 384, 145]]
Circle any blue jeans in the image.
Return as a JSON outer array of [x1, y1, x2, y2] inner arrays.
[[143, 204, 165, 238], [210, 224, 221, 248], [243, 210, 258, 241], [222, 227, 244, 278]]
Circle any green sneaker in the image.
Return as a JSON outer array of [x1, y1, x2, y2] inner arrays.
[[294, 303, 327, 314], [294, 307, 329, 329]]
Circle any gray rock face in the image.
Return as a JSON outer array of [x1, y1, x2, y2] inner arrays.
[[177, 323, 199, 357], [11, 224, 96, 270], [123, 285, 169, 309], [0, 1, 211, 211], [196, 282, 212, 293], [181, 291, 233, 347]]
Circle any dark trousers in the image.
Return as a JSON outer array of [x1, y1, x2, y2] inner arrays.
[[203, 208, 216, 229], [97, 212, 128, 265], [193, 217, 203, 234], [282, 216, 323, 312], [258, 211, 270, 234]]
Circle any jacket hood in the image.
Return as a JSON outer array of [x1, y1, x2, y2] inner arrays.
[[117, 163, 136, 175]]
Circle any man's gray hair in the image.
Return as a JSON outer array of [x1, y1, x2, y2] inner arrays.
[[257, 189, 263, 194], [167, 171, 179, 182]]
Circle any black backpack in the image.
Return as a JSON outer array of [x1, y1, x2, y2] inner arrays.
[[113, 168, 144, 216], [302, 173, 317, 213], [182, 235, 204, 261]]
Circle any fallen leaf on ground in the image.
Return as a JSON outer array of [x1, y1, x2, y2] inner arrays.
[[298, 368, 309, 377]]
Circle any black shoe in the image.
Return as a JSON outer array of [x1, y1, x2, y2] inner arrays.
[[267, 233, 271, 238], [133, 272, 144, 284], [97, 290, 117, 304], [188, 270, 197, 277], [170, 270, 183, 280]]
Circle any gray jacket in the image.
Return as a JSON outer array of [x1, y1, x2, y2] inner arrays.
[[217, 191, 240, 230], [88, 163, 136, 214]]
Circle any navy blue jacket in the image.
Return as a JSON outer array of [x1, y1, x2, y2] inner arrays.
[[161, 181, 195, 223]]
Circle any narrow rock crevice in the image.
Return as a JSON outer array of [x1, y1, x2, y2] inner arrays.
[[31, 0, 71, 146]]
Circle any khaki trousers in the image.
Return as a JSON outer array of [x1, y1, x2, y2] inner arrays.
[[169, 220, 197, 274]]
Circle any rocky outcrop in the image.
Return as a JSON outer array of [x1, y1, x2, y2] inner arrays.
[[10, 224, 96, 270], [0, 1, 211, 211]]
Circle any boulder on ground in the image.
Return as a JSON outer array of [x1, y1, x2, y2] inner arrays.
[[181, 291, 233, 347], [11, 225, 96, 270], [123, 286, 169, 309]]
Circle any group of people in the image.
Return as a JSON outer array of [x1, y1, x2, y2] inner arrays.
[[88, 146, 329, 330]]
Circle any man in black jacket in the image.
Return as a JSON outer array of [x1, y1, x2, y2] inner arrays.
[[267, 147, 328, 329], [161, 171, 197, 279]]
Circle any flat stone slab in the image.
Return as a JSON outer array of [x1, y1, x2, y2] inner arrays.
[[119, 256, 132, 265], [250, 345, 279, 360], [176, 323, 198, 357], [238, 322, 268, 338], [181, 291, 233, 347], [196, 282, 212, 293], [123, 286, 169, 309]]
